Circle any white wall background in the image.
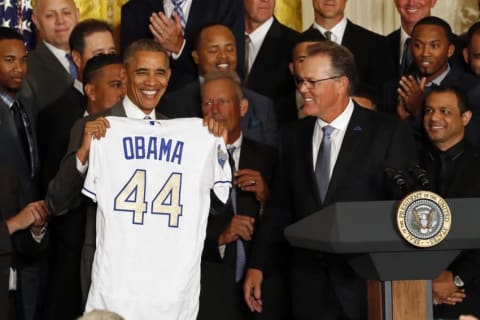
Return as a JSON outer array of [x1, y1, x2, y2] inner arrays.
[[301, 0, 479, 35]]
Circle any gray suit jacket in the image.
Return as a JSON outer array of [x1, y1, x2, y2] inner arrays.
[[0, 98, 39, 201], [19, 42, 73, 117]]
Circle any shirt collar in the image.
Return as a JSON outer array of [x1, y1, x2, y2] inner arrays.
[[0, 92, 15, 108], [123, 95, 156, 120], [437, 139, 466, 161], [43, 41, 71, 74], [227, 133, 243, 150], [247, 16, 274, 50], [312, 17, 347, 44], [423, 64, 450, 87], [316, 98, 354, 132]]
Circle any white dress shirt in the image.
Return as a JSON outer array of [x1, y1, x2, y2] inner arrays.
[[245, 16, 274, 74], [312, 99, 354, 179], [312, 17, 348, 45]]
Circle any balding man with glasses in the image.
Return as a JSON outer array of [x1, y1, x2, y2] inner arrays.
[[244, 41, 417, 320]]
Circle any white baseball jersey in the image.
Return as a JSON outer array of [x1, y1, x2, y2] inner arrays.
[[82, 116, 231, 320]]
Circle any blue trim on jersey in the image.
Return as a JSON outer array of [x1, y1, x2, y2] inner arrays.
[[214, 180, 233, 186], [82, 187, 96, 200]]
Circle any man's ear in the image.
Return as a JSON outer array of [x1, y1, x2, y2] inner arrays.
[[72, 50, 82, 70], [463, 47, 470, 64], [84, 83, 95, 102], [462, 110, 472, 127], [239, 98, 248, 117], [192, 50, 199, 65]]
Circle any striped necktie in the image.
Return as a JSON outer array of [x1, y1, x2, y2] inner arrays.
[[171, 0, 186, 31]]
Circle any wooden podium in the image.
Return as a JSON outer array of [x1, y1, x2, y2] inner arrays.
[[284, 198, 480, 320]]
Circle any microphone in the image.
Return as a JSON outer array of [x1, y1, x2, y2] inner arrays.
[[409, 163, 432, 191], [385, 167, 409, 194]]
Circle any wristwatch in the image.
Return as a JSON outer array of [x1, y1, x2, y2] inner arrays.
[[454, 275, 464, 288]]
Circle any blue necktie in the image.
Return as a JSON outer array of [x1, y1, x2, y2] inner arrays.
[[227, 146, 246, 282], [65, 53, 78, 80], [315, 125, 334, 203], [171, 0, 186, 31]]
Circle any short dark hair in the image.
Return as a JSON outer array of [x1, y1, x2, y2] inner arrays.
[[83, 54, 123, 87], [0, 27, 24, 42], [69, 19, 114, 54], [202, 71, 245, 100], [193, 24, 232, 51], [123, 39, 169, 68], [306, 41, 358, 95], [466, 21, 480, 48], [426, 85, 470, 113], [412, 16, 454, 44]]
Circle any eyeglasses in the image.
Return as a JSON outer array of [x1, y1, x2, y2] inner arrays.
[[294, 75, 342, 89]]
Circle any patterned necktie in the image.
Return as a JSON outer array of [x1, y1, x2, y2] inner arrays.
[[10, 100, 35, 178], [65, 53, 78, 80], [324, 30, 333, 41], [227, 146, 246, 282], [400, 38, 412, 76], [171, 0, 186, 31], [315, 125, 334, 203]]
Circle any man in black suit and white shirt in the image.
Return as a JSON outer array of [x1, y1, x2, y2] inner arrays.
[[301, 0, 394, 95], [243, 41, 416, 320], [121, 0, 245, 92], [243, 0, 299, 124]]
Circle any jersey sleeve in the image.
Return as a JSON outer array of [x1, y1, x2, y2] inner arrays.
[[81, 137, 99, 202], [212, 138, 232, 204]]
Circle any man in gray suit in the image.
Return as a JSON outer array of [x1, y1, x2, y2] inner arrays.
[[19, 0, 80, 116]]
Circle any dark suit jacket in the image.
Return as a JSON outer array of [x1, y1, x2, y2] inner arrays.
[[381, 66, 480, 145], [245, 18, 299, 124], [0, 98, 39, 202], [120, 0, 245, 92], [0, 163, 48, 318], [421, 141, 480, 318], [46, 101, 166, 304], [250, 104, 417, 319], [158, 81, 279, 146], [302, 20, 394, 95], [37, 85, 86, 320], [386, 28, 467, 77], [18, 42, 73, 117], [199, 137, 279, 320]]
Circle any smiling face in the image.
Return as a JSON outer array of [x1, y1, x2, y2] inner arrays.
[[192, 25, 237, 76], [125, 50, 171, 114], [0, 39, 27, 97], [411, 24, 454, 82], [313, 0, 347, 25], [424, 90, 471, 151], [394, 0, 437, 33]]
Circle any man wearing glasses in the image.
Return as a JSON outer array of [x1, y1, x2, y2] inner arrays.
[[243, 41, 417, 320]]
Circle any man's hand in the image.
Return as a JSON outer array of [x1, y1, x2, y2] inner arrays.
[[76, 117, 110, 165], [149, 12, 184, 54], [243, 268, 264, 313], [203, 116, 228, 142], [6, 200, 49, 235], [218, 214, 255, 245], [397, 75, 426, 116], [234, 169, 270, 205], [433, 270, 466, 305]]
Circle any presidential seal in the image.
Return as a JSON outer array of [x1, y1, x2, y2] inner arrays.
[[396, 191, 451, 248]]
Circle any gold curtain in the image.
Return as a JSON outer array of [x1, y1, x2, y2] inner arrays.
[[274, 0, 302, 32]]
